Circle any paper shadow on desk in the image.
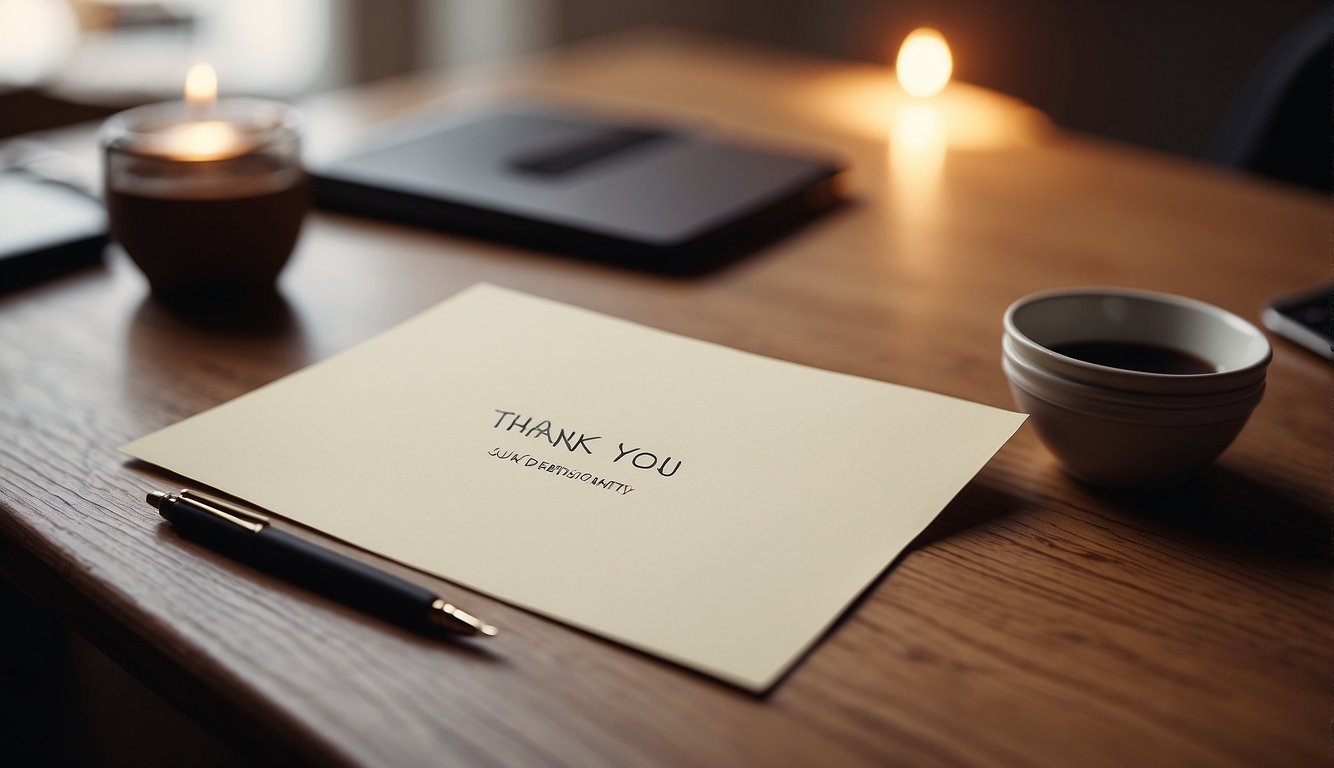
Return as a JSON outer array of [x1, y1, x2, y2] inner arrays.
[[311, 107, 846, 275]]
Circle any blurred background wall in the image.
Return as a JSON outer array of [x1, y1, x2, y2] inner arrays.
[[1, 0, 1327, 163], [548, 0, 1329, 163]]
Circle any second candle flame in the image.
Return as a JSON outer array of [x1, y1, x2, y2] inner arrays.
[[896, 28, 953, 98], [184, 62, 218, 108]]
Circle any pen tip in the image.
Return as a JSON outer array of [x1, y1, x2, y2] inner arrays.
[[146, 490, 167, 509], [429, 599, 497, 638]]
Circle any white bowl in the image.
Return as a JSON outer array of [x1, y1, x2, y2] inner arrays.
[[1002, 288, 1271, 487], [1005, 288, 1270, 395]]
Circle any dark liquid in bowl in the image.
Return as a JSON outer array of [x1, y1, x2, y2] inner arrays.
[[1051, 340, 1216, 375]]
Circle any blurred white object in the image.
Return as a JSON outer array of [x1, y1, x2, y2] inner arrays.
[[52, 0, 333, 103], [0, 0, 80, 86]]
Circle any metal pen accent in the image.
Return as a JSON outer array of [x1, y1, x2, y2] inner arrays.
[[147, 490, 496, 638]]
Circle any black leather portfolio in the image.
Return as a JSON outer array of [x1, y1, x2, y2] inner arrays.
[[312, 107, 843, 273]]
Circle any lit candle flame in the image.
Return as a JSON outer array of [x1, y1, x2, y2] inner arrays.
[[896, 28, 953, 98], [160, 62, 245, 160], [184, 62, 218, 108]]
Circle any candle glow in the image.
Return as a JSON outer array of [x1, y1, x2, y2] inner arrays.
[[162, 121, 246, 161], [896, 28, 953, 97], [151, 62, 247, 161]]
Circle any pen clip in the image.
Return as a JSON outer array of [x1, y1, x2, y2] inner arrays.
[[178, 490, 270, 533]]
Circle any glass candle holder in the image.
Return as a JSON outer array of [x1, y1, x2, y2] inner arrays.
[[100, 98, 308, 303]]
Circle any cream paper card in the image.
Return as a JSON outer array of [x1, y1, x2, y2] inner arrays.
[[123, 284, 1024, 691]]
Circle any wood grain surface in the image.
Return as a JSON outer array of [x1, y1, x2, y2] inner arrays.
[[1, 31, 1328, 768]]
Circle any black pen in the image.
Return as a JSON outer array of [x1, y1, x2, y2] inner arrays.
[[147, 490, 496, 638]]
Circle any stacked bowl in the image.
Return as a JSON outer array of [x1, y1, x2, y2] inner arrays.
[[1002, 288, 1272, 488]]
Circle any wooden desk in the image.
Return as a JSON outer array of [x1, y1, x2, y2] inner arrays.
[[1, 32, 1327, 768]]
